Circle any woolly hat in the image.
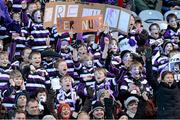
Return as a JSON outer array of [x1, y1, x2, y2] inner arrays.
[[124, 96, 139, 109], [89, 101, 104, 115], [41, 49, 60, 58], [162, 41, 173, 50], [120, 50, 131, 59], [15, 92, 27, 105]]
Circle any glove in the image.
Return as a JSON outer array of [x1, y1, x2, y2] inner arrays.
[[145, 47, 152, 59]]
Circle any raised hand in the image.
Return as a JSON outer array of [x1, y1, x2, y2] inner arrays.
[[72, 48, 78, 61]]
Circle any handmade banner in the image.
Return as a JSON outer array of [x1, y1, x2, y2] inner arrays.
[[57, 15, 103, 33], [44, 2, 131, 34], [169, 53, 180, 82]]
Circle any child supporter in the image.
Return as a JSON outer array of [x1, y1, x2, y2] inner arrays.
[[19, 47, 32, 70], [73, 37, 109, 88], [146, 23, 164, 56], [105, 38, 121, 68], [41, 48, 59, 78], [146, 47, 180, 119], [153, 41, 174, 74], [27, 9, 50, 52], [56, 75, 80, 113], [164, 13, 180, 49], [22, 51, 50, 97], [1, 70, 26, 110], [0, 51, 10, 92], [120, 60, 153, 104], [35, 88, 51, 116]]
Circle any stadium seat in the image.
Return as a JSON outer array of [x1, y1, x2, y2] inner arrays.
[[139, 10, 164, 23], [164, 10, 180, 21]]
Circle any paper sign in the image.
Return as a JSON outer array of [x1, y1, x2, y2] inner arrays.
[[169, 53, 180, 82], [54, 5, 66, 25], [82, 8, 101, 16], [67, 5, 79, 17], [57, 15, 103, 33], [118, 10, 131, 34], [51, 77, 61, 90], [104, 8, 120, 28], [44, 7, 53, 22]]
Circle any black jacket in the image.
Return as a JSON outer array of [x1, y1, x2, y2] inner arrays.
[[146, 56, 180, 119]]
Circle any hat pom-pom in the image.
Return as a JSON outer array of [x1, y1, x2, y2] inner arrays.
[[128, 39, 136, 46]]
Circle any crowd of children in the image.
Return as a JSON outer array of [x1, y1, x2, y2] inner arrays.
[[0, 0, 180, 119]]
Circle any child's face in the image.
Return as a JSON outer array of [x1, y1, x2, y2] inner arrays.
[[61, 41, 69, 53], [0, 54, 9, 67], [150, 25, 159, 38], [78, 46, 87, 58], [13, 76, 23, 87], [127, 101, 138, 113], [17, 95, 27, 107], [135, 22, 142, 29], [130, 66, 141, 79], [37, 92, 47, 103], [33, 10, 42, 23], [0, 40, 3, 52], [169, 17, 177, 28], [22, 49, 32, 62], [30, 54, 41, 68], [109, 40, 118, 52], [83, 59, 93, 68], [13, 13, 21, 24], [93, 108, 104, 119], [61, 106, 71, 119], [94, 71, 106, 83], [58, 61, 68, 75], [122, 53, 132, 67], [61, 78, 72, 91], [163, 73, 174, 86], [164, 43, 173, 54]]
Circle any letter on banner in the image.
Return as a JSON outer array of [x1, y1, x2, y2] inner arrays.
[[104, 8, 120, 28], [67, 5, 79, 17], [54, 5, 66, 24]]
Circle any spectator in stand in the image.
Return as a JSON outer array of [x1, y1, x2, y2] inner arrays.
[[161, 0, 180, 14], [133, 0, 158, 14], [12, 110, 26, 120]]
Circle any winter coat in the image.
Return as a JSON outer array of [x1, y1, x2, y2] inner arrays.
[[146, 55, 180, 119]]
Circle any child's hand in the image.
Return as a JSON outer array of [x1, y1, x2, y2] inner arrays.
[[83, 75, 92, 81], [172, 36, 179, 43], [30, 65, 36, 73], [104, 37, 110, 45], [104, 89, 110, 98], [9, 79, 15, 87], [46, 36, 51, 47], [69, 31, 74, 38], [21, 81, 26, 90], [12, 32, 20, 40], [27, 35, 34, 40], [72, 49, 78, 61], [142, 91, 149, 101], [145, 47, 152, 59]]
